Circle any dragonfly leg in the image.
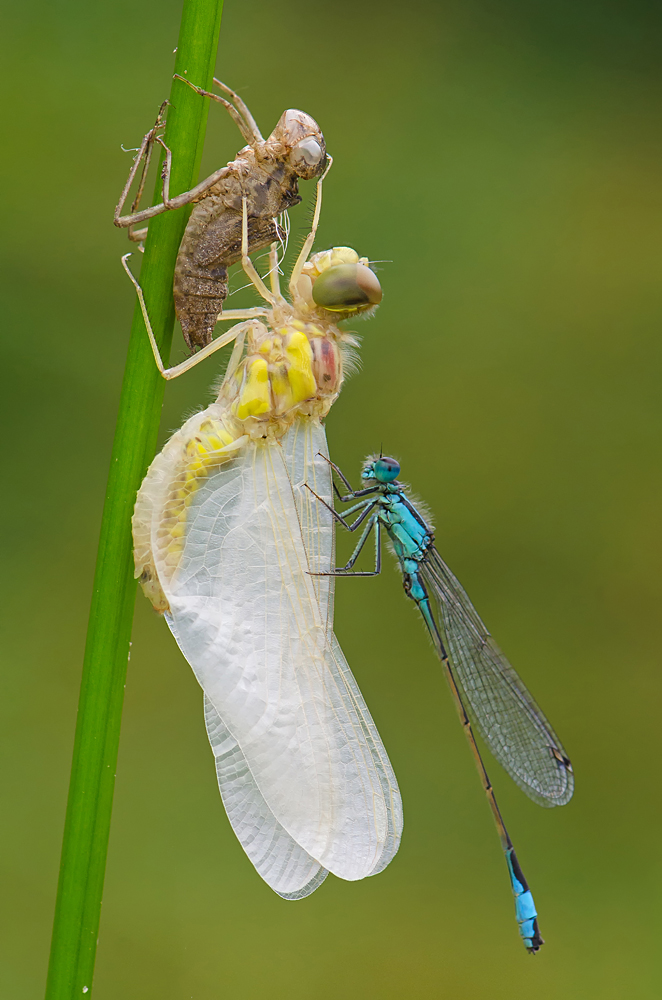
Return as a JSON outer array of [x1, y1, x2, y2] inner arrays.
[[216, 327, 247, 388], [212, 78, 264, 144], [240, 197, 280, 306], [122, 254, 259, 380], [114, 84, 236, 230], [318, 519, 382, 577], [128, 227, 149, 247], [337, 501, 378, 533], [144, 131, 207, 215], [340, 485, 379, 502], [152, 135, 176, 210], [314, 452, 367, 499], [288, 155, 333, 297], [314, 454, 380, 502], [216, 307, 270, 322], [267, 242, 282, 298], [319, 457, 381, 501], [131, 133, 179, 215]]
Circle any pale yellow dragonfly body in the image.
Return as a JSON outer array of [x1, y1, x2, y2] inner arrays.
[[125, 175, 401, 898]]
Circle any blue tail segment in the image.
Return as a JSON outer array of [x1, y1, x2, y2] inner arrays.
[[506, 849, 544, 953]]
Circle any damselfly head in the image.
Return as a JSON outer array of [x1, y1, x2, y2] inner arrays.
[[362, 456, 400, 483], [268, 109, 327, 179]]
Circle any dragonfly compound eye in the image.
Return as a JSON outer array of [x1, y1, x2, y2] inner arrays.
[[290, 138, 325, 175], [312, 263, 382, 312]]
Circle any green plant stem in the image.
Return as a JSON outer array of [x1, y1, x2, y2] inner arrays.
[[44, 3, 224, 996]]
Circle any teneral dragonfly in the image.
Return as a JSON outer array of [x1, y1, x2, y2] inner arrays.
[[125, 174, 401, 898], [115, 77, 327, 350]]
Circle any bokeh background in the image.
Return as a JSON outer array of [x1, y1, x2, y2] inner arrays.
[[2, 0, 661, 996]]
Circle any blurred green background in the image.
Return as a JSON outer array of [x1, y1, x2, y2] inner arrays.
[[2, 0, 661, 996]]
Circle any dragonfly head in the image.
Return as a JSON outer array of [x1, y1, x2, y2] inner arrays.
[[295, 247, 382, 318], [362, 455, 400, 484]]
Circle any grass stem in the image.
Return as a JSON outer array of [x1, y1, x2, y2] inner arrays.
[[44, 2, 224, 996]]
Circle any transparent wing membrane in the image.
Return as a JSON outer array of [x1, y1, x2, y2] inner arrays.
[[203, 693, 328, 898], [160, 421, 402, 885], [284, 423, 402, 875], [421, 548, 573, 808]]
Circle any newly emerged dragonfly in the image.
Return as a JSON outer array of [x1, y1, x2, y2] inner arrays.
[[115, 76, 327, 349], [308, 455, 574, 950], [126, 175, 401, 898]]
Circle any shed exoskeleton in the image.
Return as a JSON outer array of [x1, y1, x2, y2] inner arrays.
[[115, 76, 328, 350]]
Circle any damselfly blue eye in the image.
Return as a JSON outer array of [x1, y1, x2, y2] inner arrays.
[[374, 457, 400, 482]]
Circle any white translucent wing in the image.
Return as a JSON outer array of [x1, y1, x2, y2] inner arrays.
[[157, 427, 329, 895], [157, 423, 400, 880], [137, 410, 326, 895], [283, 421, 403, 874], [203, 692, 328, 898], [282, 419, 335, 630], [185, 421, 400, 893]]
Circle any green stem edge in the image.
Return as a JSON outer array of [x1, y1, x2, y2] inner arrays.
[[45, 2, 224, 996]]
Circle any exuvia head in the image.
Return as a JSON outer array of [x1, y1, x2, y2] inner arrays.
[[296, 247, 382, 317], [362, 455, 401, 483], [268, 109, 327, 180]]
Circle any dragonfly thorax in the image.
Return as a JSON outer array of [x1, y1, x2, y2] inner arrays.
[[214, 316, 344, 439], [208, 246, 379, 443]]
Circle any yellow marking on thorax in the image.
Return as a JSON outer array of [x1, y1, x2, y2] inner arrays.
[[284, 330, 316, 403], [232, 325, 317, 422], [234, 356, 271, 420]]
